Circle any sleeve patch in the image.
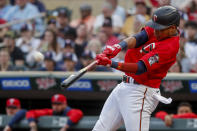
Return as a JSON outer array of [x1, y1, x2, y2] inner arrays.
[[148, 54, 159, 66]]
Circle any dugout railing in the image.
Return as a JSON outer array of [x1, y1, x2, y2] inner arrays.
[[0, 115, 197, 131]]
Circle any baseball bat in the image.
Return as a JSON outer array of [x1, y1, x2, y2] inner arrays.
[[61, 61, 98, 89]]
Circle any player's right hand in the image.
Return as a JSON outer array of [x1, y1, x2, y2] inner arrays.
[[103, 44, 121, 59], [96, 54, 112, 66], [29, 121, 37, 131], [3, 125, 12, 131], [164, 114, 173, 127]]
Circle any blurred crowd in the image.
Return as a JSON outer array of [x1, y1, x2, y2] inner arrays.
[[0, 0, 196, 73]]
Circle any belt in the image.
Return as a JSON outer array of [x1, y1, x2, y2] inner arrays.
[[122, 75, 139, 84]]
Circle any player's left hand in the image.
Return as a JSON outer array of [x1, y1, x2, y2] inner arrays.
[[96, 54, 112, 66], [103, 44, 121, 59]]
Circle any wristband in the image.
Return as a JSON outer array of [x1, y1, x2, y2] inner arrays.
[[111, 61, 118, 68], [111, 61, 122, 69], [119, 41, 128, 49]]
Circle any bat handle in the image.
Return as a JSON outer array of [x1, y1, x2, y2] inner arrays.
[[84, 60, 98, 71]]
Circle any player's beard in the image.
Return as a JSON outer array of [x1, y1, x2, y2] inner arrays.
[[53, 110, 64, 116]]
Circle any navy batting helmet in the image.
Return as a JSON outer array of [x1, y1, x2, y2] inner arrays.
[[146, 6, 180, 30]]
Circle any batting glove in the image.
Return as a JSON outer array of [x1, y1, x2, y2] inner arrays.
[[96, 54, 112, 66], [103, 44, 122, 59]]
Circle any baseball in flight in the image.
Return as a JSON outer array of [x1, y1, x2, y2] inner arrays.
[[33, 51, 44, 62]]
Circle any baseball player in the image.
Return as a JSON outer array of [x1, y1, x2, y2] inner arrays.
[[26, 94, 83, 131], [93, 6, 180, 131]]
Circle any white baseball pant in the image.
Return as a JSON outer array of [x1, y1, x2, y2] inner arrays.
[[93, 80, 161, 131]]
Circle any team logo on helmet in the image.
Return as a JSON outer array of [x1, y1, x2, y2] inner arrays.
[[9, 98, 15, 104], [153, 14, 157, 22], [54, 95, 59, 100]]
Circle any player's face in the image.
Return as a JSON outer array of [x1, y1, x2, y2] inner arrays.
[[154, 26, 176, 41], [177, 106, 192, 115], [52, 103, 66, 113], [6, 107, 19, 116]]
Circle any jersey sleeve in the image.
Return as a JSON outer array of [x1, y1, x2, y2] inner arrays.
[[143, 26, 154, 40], [140, 42, 176, 72], [66, 109, 83, 126], [26, 109, 53, 123], [8, 109, 27, 128]]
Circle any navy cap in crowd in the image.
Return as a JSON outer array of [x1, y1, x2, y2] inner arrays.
[[80, 3, 92, 11], [63, 26, 77, 39], [48, 18, 56, 25], [102, 17, 112, 27], [44, 51, 54, 61], [63, 53, 78, 62], [81, 50, 96, 59], [64, 39, 75, 48], [57, 7, 70, 18], [21, 24, 32, 32]]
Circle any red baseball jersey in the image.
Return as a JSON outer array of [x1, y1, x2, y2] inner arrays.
[[125, 26, 179, 88]]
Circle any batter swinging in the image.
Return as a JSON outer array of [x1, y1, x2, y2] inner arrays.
[[93, 6, 180, 131]]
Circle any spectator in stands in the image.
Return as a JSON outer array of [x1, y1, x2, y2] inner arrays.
[[29, 0, 46, 13], [3, 0, 44, 32], [4, 98, 27, 131], [9, 0, 15, 5], [106, 0, 126, 22], [70, 3, 95, 34], [184, 21, 197, 66], [0, 19, 9, 42], [79, 50, 96, 70], [56, 7, 71, 30], [63, 26, 77, 41], [183, 0, 197, 21], [26, 94, 83, 131], [179, 11, 188, 35], [40, 51, 61, 71], [16, 24, 41, 68], [3, 31, 27, 71], [56, 6, 76, 45], [47, 18, 57, 33], [168, 61, 181, 73], [0, 0, 12, 19], [62, 53, 78, 71], [97, 30, 108, 47], [149, 0, 171, 9], [121, 0, 150, 36], [93, 2, 123, 34], [100, 17, 120, 46], [86, 39, 102, 54], [63, 39, 75, 54], [0, 50, 14, 71], [39, 29, 62, 63], [155, 102, 197, 127], [177, 34, 191, 72], [75, 24, 88, 58]]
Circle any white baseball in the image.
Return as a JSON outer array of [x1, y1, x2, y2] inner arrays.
[[33, 51, 44, 62]]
